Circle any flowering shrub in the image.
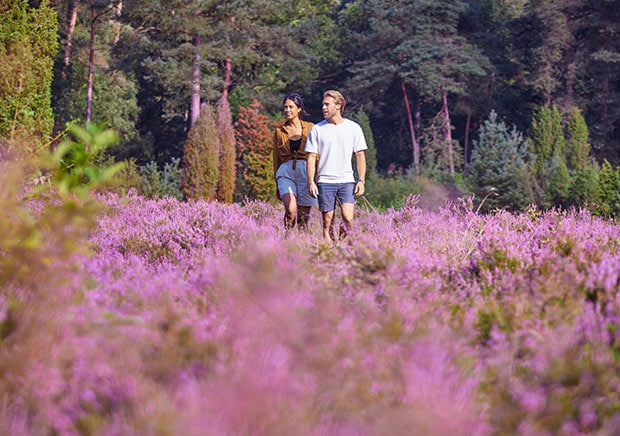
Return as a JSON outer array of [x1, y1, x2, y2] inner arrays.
[[2, 174, 620, 434]]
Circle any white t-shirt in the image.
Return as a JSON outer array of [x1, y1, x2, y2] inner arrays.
[[305, 118, 368, 183]]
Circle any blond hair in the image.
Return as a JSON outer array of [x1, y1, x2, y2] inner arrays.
[[324, 90, 346, 114]]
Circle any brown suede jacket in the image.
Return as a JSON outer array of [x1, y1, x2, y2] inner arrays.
[[272, 119, 314, 177]]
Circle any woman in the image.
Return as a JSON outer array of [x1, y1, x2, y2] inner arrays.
[[273, 93, 317, 231]]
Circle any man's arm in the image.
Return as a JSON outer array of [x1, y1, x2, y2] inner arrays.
[[355, 150, 366, 196], [307, 153, 319, 197]]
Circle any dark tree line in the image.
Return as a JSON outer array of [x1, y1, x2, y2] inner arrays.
[[3, 0, 620, 199]]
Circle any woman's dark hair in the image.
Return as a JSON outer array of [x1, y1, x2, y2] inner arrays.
[[283, 93, 309, 117]]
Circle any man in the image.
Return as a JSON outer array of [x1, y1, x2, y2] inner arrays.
[[305, 90, 367, 241]]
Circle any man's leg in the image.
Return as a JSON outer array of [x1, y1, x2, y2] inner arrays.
[[339, 202, 355, 240], [336, 183, 356, 241], [322, 210, 335, 240]]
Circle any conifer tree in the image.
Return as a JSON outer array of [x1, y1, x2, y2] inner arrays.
[[343, 0, 488, 174], [216, 95, 236, 203], [598, 160, 620, 218], [530, 105, 566, 174], [566, 107, 591, 171], [181, 102, 219, 201], [234, 99, 274, 201], [564, 107, 599, 209], [547, 155, 571, 207], [467, 111, 534, 211], [568, 166, 599, 209], [529, 105, 568, 207], [0, 0, 57, 156]]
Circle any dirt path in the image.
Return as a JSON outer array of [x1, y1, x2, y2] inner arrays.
[[416, 179, 465, 212]]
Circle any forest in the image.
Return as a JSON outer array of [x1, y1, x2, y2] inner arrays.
[[2, 0, 620, 211]]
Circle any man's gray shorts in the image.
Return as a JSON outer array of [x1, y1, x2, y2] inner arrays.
[[317, 182, 355, 212]]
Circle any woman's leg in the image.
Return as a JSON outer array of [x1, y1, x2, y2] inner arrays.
[[297, 206, 312, 231], [281, 193, 298, 229]]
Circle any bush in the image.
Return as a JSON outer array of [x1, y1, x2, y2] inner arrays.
[[362, 171, 421, 211], [0, 0, 57, 154], [234, 99, 275, 202]]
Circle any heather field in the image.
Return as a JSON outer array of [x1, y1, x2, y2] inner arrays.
[[2, 185, 620, 435]]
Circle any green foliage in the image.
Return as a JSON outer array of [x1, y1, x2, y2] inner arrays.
[[0, 0, 58, 154], [182, 103, 219, 201], [519, 0, 571, 104], [597, 160, 620, 218], [345, 0, 488, 101], [351, 109, 377, 181], [466, 111, 534, 212], [420, 133, 464, 183], [547, 156, 571, 208], [568, 166, 600, 209], [48, 123, 125, 198], [244, 152, 275, 202], [216, 96, 236, 203], [234, 100, 275, 202], [566, 107, 591, 172], [138, 159, 183, 200], [528, 105, 599, 210], [363, 173, 421, 211], [105, 158, 143, 195], [530, 105, 566, 176], [529, 105, 570, 207]]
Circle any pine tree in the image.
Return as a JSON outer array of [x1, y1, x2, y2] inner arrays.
[[467, 111, 534, 211], [343, 0, 488, 174], [0, 0, 57, 156], [181, 102, 219, 201], [216, 95, 236, 203], [566, 107, 591, 171], [234, 99, 274, 201]]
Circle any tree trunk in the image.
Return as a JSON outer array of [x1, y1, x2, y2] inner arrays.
[[401, 79, 419, 175], [61, 0, 79, 80], [442, 90, 455, 178], [189, 33, 202, 129], [564, 2, 576, 108], [113, 0, 123, 44], [602, 68, 609, 135], [488, 71, 495, 106], [86, 2, 97, 127], [601, 22, 610, 135], [222, 57, 232, 100], [464, 110, 471, 169]]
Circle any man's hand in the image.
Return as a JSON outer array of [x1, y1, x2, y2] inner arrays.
[[309, 181, 319, 198], [355, 180, 365, 196]]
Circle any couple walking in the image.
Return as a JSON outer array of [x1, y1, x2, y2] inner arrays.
[[273, 90, 367, 241]]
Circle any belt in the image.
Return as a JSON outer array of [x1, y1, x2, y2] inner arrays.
[[291, 154, 306, 170]]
